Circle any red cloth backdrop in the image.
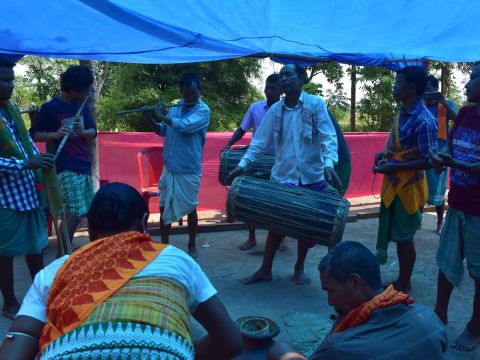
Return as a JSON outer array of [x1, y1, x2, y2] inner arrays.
[[37, 131, 389, 213]]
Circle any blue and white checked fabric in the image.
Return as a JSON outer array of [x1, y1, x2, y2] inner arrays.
[[0, 114, 41, 211], [396, 99, 438, 157]]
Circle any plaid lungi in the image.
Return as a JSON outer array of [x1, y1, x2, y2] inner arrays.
[[57, 170, 94, 217], [0, 207, 47, 256], [436, 208, 480, 286], [426, 168, 447, 206]]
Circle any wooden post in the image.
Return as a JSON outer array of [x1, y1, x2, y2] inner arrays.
[[350, 66, 356, 132], [441, 63, 451, 98], [79, 60, 100, 191]]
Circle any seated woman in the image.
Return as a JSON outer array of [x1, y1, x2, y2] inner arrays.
[[0, 182, 243, 360]]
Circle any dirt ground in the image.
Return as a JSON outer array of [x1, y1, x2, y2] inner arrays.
[[1, 212, 478, 359]]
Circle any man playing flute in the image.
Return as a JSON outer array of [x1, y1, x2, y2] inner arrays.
[[144, 73, 210, 258], [31, 66, 97, 251]]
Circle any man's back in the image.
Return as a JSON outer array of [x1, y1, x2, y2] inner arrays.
[[311, 304, 447, 359]]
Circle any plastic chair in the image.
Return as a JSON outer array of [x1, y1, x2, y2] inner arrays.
[[137, 146, 183, 226]]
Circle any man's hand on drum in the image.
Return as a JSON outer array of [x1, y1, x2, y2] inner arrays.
[[325, 167, 342, 192], [224, 166, 244, 185]]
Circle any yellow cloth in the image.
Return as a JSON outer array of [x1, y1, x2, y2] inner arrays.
[[39, 231, 167, 354], [381, 117, 428, 214]]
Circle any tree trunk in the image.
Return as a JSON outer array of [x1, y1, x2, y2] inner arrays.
[[441, 63, 452, 98], [350, 66, 356, 132], [79, 60, 100, 191]]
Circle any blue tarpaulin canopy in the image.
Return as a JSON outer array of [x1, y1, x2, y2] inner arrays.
[[2, 0, 479, 68]]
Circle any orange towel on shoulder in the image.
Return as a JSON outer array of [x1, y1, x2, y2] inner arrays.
[[437, 103, 447, 140], [333, 285, 414, 333]]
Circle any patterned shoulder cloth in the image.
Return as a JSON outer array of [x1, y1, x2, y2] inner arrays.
[[381, 115, 428, 214], [38, 231, 167, 356], [272, 93, 319, 145]]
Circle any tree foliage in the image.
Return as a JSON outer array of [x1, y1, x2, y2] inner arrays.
[[15, 55, 477, 133], [98, 58, 262, 131], [303, 62, 350, 129], [15, 57, 77, 106], [12, 56, 109, 112], [357, 66, 397, 131]]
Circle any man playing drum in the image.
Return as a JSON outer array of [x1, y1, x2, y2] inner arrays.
[[224, 74, 284, 251], [225, 63, 341, 285]]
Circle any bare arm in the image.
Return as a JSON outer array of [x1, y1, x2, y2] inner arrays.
[[0, 315, 44, 360], [268, 341, 306, 360], [431, 147, 480, 176], [78, 128, 97, 140], [192, 295, 243, 360], [449, 157, 480, 176], [33, 126, 70, 142], [224, 127, 246, 149], [444, 102, 457, 122], [439, 97, 458, 122], [374, 157, 431, 174]]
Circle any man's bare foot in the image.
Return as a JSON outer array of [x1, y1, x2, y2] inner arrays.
[[434, 308, 448, 325], [188, 246, 198, 258], [2, 302, 20, 320], [294, 267, 310, 285], [242, 269, 272, 285], [279, 239, 288, 252], [239, 238, 257, 251], [436, 222, 443, 235], [451, 327, 480, 351]]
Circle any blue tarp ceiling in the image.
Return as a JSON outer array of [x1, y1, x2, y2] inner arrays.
[[2, 0, 479, 68]]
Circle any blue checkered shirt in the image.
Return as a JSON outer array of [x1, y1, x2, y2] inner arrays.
[[395, 99, 438, 157], [0, 112, 42, 211]]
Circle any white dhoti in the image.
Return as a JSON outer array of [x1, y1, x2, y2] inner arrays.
[[158, 166, 201, 225]]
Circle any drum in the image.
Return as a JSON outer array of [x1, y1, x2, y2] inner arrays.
[[227, 176, 350, 247], [218, 146, 276, 185]]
